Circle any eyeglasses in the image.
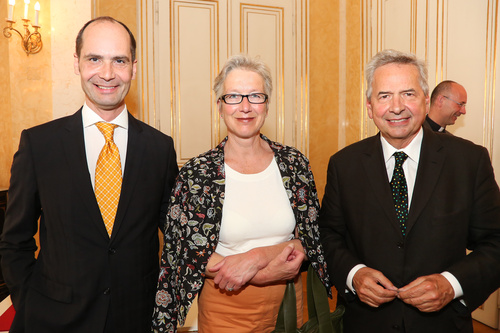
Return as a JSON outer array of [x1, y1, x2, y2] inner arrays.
[[443, 95, 466, 108], [220, 93, 268, 105]]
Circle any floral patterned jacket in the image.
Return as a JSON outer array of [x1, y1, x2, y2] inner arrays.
[[151, 135, 330, 333]]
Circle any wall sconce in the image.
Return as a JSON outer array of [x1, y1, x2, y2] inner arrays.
[[3, 0, 42, 56]]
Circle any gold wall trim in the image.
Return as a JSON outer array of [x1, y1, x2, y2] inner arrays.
[[298, 0, 309, 155], [483, 0, 498, 154]]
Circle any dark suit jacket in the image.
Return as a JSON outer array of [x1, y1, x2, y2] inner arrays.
[[425, 115, 448, 133], [0, 109, 179, 333], [319, 126, 500, 333]]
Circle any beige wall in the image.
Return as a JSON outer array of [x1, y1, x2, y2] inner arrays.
[[1, 0, 53, 189], [309, 0, 362, 199], [0, 0, 361, 197], [0, 2, 12, 189]]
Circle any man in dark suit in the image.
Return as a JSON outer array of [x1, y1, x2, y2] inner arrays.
[[426, 80, 467, 133], [0, 17, 178, 333], [319, 49, 500, 332]]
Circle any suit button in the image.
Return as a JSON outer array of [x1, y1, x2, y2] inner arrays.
[[396, 242, 404, 249], [103, 288, 111, 295], [392, 324, 401, 330], [108, 248, 116, 255]]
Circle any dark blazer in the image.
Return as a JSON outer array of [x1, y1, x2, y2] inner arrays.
[[319, 126, 500, 333], [425, 114, 448, 133], [0, 109, 179, 333]]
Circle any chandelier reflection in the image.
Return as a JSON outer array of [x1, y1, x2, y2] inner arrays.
[[3, 0, 42, 56]]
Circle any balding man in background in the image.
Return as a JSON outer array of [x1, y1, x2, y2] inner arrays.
[[426, 80, 467, 133]]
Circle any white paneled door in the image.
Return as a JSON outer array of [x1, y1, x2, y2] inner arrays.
[[140, 0, 309, 166]]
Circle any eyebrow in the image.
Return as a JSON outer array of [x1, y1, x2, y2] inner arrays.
[[377, 88, 416, 95], [401, 89, 416, 94], [83, 54, 131, 62]]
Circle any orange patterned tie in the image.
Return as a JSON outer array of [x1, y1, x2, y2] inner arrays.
[[95, 122, 122, 237]]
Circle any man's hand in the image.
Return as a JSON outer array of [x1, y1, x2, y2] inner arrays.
[[353, 267, 398, 307], [397, 274, 454, 312]]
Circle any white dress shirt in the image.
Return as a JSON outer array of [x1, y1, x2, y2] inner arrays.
[[82, 103, 129, 189]]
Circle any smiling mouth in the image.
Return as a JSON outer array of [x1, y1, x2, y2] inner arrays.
[[95, 84, 116, 90], [388, 118, 408, 123]]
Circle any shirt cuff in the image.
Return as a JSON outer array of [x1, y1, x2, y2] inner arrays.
[[346, 264, 367, 293], [441, 271, 464, 299]]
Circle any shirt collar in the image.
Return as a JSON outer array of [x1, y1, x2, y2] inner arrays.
[[82, 102, 129, 129], [381, 126, 423, 164]]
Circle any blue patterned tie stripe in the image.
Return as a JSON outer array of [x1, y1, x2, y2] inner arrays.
[[390, 152, 409, 236]]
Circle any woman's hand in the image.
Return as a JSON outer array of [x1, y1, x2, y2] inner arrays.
[[251, 244, 305, 285], [208, 249, 265, 291], [207, 240, 306, 291]]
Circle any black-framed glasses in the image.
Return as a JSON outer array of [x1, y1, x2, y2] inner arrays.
[[220, 93, 268, 105], [443, 95, 466, 108]]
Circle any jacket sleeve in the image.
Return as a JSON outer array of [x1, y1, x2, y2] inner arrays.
[[447, 146, 500, 310], [297, 154, 331, 290], [159, 136, 179, 233], [318, 154, 363, 301], [0, 130, 40, 313]]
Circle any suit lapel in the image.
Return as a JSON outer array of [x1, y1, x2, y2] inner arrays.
[[361, 135, 403, 235], [111, 114, 146, 240], [406, 127, 445, 235], [62, 109, 110, 240]]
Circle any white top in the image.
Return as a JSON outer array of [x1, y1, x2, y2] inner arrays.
[[215, 158, 295, 256], [82, 102, 128, 188]]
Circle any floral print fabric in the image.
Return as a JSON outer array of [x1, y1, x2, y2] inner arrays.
[[152, 135, 330, 332]]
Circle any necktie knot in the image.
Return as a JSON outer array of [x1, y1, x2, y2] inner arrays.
[[393, 151, 408, 167], [96, 122, 118, 143]]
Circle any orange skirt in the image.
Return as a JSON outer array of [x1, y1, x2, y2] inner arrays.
[[198, 276, 303, 333]]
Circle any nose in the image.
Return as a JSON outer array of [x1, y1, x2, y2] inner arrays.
[[99, 61, 115, 81], [391, 95, 404, 114], [460, 105, 466, 114], [239, 96, 252, 111]]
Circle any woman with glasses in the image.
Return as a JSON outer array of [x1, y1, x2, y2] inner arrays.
[[152, 54, 330, 333]]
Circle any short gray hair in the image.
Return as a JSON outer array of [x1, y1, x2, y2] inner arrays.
[[213, 54, 273, 101], [365, 49, 428, 100]]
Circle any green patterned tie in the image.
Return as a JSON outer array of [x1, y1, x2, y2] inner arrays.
[[390, 152, 409, 236]]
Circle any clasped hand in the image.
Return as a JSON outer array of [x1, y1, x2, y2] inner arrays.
[[208, 244, 304, 291], [353, 267, 454, 312]]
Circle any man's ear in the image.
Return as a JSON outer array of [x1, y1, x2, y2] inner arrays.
[[437, 95, 446, 106], [367, 100, 374, 119], [132, 59, 138, 79], [74, 54, 80, 75]]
